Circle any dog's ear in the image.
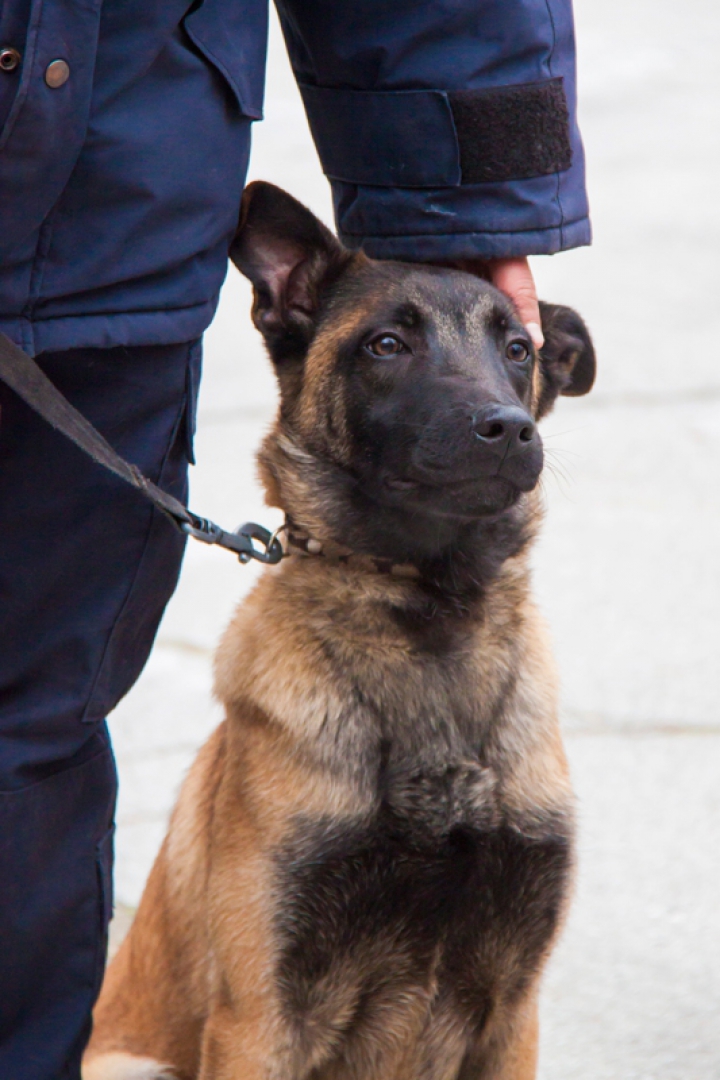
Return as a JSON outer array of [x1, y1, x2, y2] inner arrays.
[[536, 302, 596, 417], [231, 182, 349, 359]]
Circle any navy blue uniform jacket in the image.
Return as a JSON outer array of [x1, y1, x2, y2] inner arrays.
[[0, 0, 590, 357]]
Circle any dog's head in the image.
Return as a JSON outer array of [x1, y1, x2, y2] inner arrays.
[[232, 183, 595, 579]]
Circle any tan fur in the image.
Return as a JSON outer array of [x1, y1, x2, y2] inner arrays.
[[85, 226, 581, 1079], [86, 544, 572, 1079]]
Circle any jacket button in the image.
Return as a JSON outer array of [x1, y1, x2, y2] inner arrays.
[[45, 59, 70, 88], [0, 47, 21, 72]]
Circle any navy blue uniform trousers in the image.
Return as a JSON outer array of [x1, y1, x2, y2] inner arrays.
[[0, 340, 200, 1078]]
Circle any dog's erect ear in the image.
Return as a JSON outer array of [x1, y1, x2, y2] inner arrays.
[[230, 182, 349, 356], [536, 302, 596, 417]]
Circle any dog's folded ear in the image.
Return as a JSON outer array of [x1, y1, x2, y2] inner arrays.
[[536, 302, 596, 417], [231, 182, 349, 356]]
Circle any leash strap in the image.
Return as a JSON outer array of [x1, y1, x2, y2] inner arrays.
[[0, 332, 283, 565]]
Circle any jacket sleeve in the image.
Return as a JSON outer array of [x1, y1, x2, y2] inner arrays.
[[275, 0, 590, 261]]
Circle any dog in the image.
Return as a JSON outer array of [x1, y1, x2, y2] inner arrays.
[[83, 181, 595, 1080]]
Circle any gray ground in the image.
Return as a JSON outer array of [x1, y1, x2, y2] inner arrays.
[[107, 2, 720, 1076]]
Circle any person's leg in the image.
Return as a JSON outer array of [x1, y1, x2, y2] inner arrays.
[[0, 339, 201, 1079]]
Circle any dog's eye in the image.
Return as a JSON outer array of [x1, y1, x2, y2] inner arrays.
[[365, 334, 407, 358], [506, 340, 530, 364]]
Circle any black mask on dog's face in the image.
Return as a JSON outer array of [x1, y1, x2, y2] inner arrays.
[[338, 269, 543, 524], [232, 182, 595, 567]]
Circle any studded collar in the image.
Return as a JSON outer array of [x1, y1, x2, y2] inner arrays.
[[282, 520, 420, 579]]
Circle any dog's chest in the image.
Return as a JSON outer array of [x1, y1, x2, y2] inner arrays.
[[274, 759, 571, 1059]]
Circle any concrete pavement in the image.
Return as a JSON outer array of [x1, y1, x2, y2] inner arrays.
[[108, 2, 720, 1076]]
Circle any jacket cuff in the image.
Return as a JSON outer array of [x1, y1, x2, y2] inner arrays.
[[330, 167, 591, 260], [339, 216, 592, 262], [299, 81, 590, 260]]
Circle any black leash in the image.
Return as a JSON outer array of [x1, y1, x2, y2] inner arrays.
[[0, 332, 284, 565]]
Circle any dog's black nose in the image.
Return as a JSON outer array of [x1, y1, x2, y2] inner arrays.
[[473, 406, 536, 455]]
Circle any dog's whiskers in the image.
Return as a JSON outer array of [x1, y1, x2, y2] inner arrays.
[[541, 458, 576, 500]]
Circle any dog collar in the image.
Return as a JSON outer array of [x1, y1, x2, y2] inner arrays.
[[282, 520, 420, 579]]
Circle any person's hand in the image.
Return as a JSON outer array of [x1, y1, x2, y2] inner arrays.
[[450, 256, 544, 350], [485, 257, 543, 349]]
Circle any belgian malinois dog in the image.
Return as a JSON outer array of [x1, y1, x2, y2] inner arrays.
[[84, 182, 595, 1080]]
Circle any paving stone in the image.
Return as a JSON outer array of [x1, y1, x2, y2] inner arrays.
[[539, 733, 720, 1080], [535, 397, 720, 729]]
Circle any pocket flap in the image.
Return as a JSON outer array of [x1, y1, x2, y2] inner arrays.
[[184, 0, 268, 120]]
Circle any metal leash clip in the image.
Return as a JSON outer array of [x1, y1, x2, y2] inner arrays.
[[180, 515, 285, 565]]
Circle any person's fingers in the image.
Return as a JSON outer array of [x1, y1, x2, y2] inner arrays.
[[486, 256, 543, 349]]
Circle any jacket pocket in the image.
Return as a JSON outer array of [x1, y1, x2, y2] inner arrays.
[[81, 343, 200, 724], [183, 0, 268, 120]]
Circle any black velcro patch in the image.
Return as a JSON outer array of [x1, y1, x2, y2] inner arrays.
[[449, 78, 572, 184]]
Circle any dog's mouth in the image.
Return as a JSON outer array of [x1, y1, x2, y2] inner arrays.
[[377, 472, 525, 520], [384, 474, 501, 492]]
